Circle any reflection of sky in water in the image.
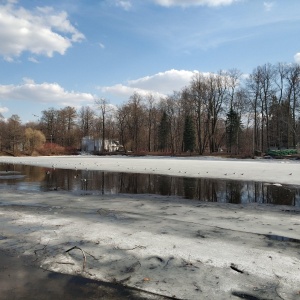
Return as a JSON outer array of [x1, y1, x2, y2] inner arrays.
[[0, 163, 299, 207], [14, 182, 43, 192]]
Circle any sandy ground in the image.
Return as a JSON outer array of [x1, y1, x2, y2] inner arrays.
[[0, 155, 300, 299]]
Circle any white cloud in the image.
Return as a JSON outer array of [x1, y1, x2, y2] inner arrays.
[[0, 79, 95, 107], [128, 69, 201, 93], [101, 84, 166, 99], [0, 105, 9, 114], [0, 1, 85, 61], [294, 53, 300, 64], [115, 1, 132, 10], [28, 57, 39, 63], [99, 43, 105, 49], [263, 2, 274, 12], [152, 0, 239, 7], [100, 69, 206, 99]]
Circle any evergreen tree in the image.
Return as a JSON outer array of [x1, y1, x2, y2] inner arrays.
[[226, 108, 242, 153], [158, 111, 170, 151], [183, 115, 195, 152]]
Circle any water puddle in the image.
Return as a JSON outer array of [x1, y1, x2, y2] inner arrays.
[[0, 250, 165, 300], [0, 163, 299, 206], [265, 234, 300, 243]]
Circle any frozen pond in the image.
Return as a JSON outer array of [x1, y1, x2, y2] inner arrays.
[[1, 163, 299, 207]]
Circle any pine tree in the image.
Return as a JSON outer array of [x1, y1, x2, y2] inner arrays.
[[158, 111, 170, 151], [226, 108, 242, 153], [183, 115, 195, 152]]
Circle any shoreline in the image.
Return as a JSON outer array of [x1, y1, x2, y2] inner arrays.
[[0, 248, 167, 300]]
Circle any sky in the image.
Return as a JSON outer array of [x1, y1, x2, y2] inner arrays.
[[0, 0, 300, 123]]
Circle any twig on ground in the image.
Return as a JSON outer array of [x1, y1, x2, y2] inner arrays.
[[230, 263, 244, 274], [84, 250, 100, 260], [34, 238, 51, 257], [55, 262, 75, 265], [272, 271, 285, 300], [113, 245, 146, 250], [163, 256, 174, 269], [115, 276, 132, 283], [124, 261, 141, 273], [34, 244, 48, 255], [65, 246, 87, 272]]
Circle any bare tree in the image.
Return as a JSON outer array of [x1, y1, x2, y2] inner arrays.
[[6, 114, 23, 154], [40, 108, 58, 144], [55, 106, 78, 147], [160, 92, 184, 154], [227, 68, 242, 109], [247, 67, 263, 153], [95, 98, 111, 153], [0, 113, 5, 152], [116, 104, 129, 152], [126, 92, 145, 152], [206, 72, 228, 153], [189, 73, 209, 154], [285, 63, 300, 147], [258, 63, 276, 151], [78, 106, 96, 139], [145, 94, 158, 152]]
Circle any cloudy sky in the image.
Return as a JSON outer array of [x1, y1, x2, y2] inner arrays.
[[0, 0, 300, 122]]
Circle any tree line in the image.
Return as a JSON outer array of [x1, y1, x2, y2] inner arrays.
[[1, 62, 300, 156]]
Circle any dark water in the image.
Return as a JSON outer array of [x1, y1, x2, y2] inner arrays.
[[0, 249, 166, 300], [0, 163, 299, 207], [265, 234, 300, 243]]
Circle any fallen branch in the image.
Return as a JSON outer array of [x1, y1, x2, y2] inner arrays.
[[148, 256, 164, 263], [34, 238, 51, 257], [34, 244, 48, 255], [272, 270, 285, 300], [181, 258, 199, 269], [113, 245, 146, 251], [112, 275, 132, 284], [230, 263, 244, 274], [65, 246, 87, 272], [84, 250, 100, 260], [124, 261, 141, 273], [163, 256, 174, 269], [55, 262, 75, 265]]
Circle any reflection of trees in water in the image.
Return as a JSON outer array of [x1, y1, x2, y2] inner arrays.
[[225, 181, 243, 204], [22, 168, 300, 206], [1, 164, 298, 206], [205, 180, 220, 202], [24, 165, 46, 182], [266, 185, 295, 206], [183, 177, 196, 199], [250, 182, 295, 206], [158, 175, 172, 196], [0, 164, 46, 182], [193, 179, 219, 202]]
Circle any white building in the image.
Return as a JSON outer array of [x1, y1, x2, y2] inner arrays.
[[81, 136, 122, 153]]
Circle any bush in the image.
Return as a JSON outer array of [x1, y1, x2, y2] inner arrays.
[[38, 143, 66, 156], [267, 149, 298, 156]]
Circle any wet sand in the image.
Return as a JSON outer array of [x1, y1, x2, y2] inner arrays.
[[0, 189, 300, 299]]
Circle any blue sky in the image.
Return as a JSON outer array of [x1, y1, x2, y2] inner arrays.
[[0, 0, 300, 122]]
